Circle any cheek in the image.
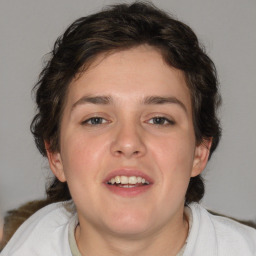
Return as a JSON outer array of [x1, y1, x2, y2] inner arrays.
[[156, 138, 195, 202], [149, 133, 195, 197], [59, 133, 108, 204], [60, 132, 107, 178], [152, 134, 195, 170]]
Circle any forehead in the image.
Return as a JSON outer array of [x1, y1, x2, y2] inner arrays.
[[66, 45, 191, 111]]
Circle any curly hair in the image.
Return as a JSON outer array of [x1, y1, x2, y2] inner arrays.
[[30, 2, 221, 205]]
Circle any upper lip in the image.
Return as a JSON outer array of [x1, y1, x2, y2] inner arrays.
[[103, 168, 154, 184]]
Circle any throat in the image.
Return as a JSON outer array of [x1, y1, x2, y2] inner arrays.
[[74, 212, 190, 256]]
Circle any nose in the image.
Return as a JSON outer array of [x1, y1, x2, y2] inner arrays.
[[110, 122, 147, 158]]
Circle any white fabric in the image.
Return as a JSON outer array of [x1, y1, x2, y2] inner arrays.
[[1, 202, 73, 255], [68, 214, 81, 256], [1, 201, 256, 255], [184, 203, 256, 255]]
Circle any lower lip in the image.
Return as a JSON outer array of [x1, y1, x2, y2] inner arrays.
[[104, 183, 152, 197]]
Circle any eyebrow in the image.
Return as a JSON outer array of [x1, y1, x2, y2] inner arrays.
[[71, 95, 187, 113], [72, 95, 112, 110], [143, 96, 187, 113]]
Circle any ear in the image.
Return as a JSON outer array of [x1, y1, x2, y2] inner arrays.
[[45, 141, 66, 182], [191, 138, 212, 177]]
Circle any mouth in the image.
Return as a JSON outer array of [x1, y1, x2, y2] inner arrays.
[[107, 175, 150, 188], [104, 170, 153, 197]]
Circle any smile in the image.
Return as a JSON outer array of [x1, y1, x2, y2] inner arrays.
[[107, 176, 150, 186], [104, 171, 153, 197]]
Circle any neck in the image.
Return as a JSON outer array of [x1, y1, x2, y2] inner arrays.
[[75, 210, 189, 256]]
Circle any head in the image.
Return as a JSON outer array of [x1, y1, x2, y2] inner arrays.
[[31, 2, 221, 205]]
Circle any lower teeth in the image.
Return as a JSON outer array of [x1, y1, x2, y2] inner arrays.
[[120, 185, 134, 188], [107, 182, 149, 187], [107, 183, 147, 187]]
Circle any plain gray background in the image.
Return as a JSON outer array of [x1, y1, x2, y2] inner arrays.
[[0, 0, 255, 225]]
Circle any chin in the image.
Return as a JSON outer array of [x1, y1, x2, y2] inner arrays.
[[105, 210, 152, 236]]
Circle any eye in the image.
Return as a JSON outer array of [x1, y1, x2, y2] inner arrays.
[[82, 117, 108, 125], [148, 117, 175, 125]]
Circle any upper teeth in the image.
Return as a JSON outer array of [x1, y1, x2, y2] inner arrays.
[[108, 176, 149, 185]]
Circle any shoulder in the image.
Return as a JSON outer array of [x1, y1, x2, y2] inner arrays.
[[186, 203, 256, 255], [208, 208, 256, 254], [1, 201, 74, 256]]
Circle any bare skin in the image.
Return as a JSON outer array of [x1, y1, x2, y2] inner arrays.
[[47, 45, 211, 256]]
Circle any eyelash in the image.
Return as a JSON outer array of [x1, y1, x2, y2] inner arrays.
[[147, 116, 175, 126], [81, 116, 175, 126], [81, 117, 108, 125]]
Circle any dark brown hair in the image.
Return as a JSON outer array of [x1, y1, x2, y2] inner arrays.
[[31, 2, 221, 205]]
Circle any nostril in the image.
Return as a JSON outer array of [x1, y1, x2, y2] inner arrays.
[[114, 150, 140, 156]]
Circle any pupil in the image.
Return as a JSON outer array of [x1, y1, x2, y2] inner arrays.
[[154, 117, 164, 124], [92, 118, 101, 124]]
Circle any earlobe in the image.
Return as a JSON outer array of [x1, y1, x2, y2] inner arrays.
[[45, 141, 66, 182], [191, 138, 212, 177]]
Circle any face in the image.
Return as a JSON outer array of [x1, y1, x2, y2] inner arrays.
[[48, 45, 210, 238]]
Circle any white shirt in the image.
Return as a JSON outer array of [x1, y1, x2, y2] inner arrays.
[[1, 201, 256, 255]]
